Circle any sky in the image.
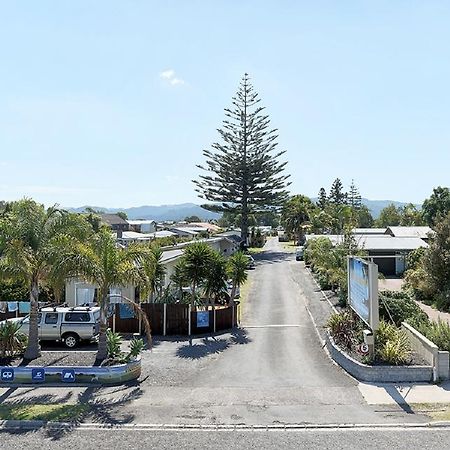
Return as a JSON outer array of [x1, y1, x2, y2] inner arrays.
[[1, 1, 450, 208]]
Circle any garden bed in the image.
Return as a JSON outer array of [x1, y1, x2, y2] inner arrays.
[[326, 332, 433, 383], [1, 351, 98, 368]]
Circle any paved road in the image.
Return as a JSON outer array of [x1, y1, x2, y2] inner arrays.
[[1, 427, 449, 450], [0, 239, 429, 428]]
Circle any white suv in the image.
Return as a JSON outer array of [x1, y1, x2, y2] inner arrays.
[[11, 306, 101, 348]]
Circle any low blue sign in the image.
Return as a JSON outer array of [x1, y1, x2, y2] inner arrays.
[[61, 369, 76, 383], [32, 368, 45, 382], [1, 368, 15, 382], [197, 311, 209, 328]]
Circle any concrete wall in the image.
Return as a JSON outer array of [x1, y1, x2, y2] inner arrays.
[[326, 332, 433, 383], [402, 322, 450, 381]]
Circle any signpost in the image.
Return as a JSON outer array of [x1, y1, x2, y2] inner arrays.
[[197, 311, 210, 328], [348, 257, 379, 358]]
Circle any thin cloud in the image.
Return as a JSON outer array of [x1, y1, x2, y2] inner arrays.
[[159, 69, 185, 86]]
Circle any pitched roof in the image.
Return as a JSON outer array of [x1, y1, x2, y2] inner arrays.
[[386, 226, 433, 239], [100, 214, 129, 226]]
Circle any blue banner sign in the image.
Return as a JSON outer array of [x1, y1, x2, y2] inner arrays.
[[32, 368, 45, 382], [197, 311, 209, 328], [1, 368, 14, 382]]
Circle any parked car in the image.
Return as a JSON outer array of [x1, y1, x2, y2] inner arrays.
[[295, 246, 305, 261], [0, 306, 101, 348]]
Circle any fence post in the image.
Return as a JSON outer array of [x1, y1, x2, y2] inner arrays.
[[113, 304, 116, 333], [16, 302, 19, 318], [231, 304, 234, 328], [213, 306, 216, 333], [163, 303, 167, 336], [188, 304, 192, 336]]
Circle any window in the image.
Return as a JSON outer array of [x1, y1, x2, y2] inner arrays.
[[64, 312, 90, 322], [44, 313, 58, 324]]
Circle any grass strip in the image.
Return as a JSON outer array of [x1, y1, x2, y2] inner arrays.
[[0, 403, 89, 422]]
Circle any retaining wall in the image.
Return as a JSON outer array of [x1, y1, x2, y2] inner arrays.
[[0, 357, 141, 385], [402, 321, 450, 381], [326, 333, 433, 383]]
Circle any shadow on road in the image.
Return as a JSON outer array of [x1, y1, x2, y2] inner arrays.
[[252, 251, 291, 265]]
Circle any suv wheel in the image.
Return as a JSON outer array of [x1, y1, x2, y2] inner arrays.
[[63, 333, 79, 349]]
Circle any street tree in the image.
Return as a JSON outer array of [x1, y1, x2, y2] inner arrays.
[[375, 204, 402, 227], [227, 252, 248, 304], [422, 186, 450, 226], [281, 195, 314, 244], [328, 178, 347, 205], [0, 199, 91, 359], [316, 188, 328, 210], [194, 74, 290, 243]]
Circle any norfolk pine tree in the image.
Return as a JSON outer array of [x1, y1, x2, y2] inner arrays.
[[194, 74, 290, 243]]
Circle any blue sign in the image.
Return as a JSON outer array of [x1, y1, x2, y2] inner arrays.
[[1, 368, 15, 382], [32, 368, 45, 382], [197, 311, 209, 328], [61, 369, 76, 383]]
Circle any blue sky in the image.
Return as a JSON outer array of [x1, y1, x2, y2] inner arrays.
[[1, 1, 449, 207]]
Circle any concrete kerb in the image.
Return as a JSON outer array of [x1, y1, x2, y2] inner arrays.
[[1, 420, 450, 431]]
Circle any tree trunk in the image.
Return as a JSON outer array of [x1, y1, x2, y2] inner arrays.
[[24, 278, 41, 360], [230, 283, 237, 306], [96, 292, 109, 361]]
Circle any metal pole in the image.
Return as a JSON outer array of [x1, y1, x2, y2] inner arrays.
[[188, 304, 192, 336], [163, 303, 167, 336]]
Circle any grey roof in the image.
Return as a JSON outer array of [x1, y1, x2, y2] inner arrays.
[[359, 236, 428, 251], [100, 213, 129, 226], [386, 226, 433, 239], [305, 234, 428, 251], [160, 249, 184, 263], [353, 228, 387, 235]]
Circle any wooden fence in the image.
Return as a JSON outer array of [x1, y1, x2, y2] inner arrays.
[[110, 303, 238, 336]]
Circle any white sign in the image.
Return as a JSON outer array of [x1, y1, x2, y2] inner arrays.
[[348, 257, 379, 330], [359, 343, 369, 354]]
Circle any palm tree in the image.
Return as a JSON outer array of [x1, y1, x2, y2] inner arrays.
[[149, 246, 166, 301], [227, 252, 248, 304], [182, 242, 214, 306], [0, 199, 91, 359], [57, 228, 152, 360], [204, 252, 228, 305], [171, 259, 189, 302]]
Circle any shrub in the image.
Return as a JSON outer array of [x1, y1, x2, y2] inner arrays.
[[327, 311, 362, 351], [379, 291, 428, 327], [0, 321, 27, 358], [126, 338, 145, 361], [106, 329, 122, 359], [375, 321, 411, 365]]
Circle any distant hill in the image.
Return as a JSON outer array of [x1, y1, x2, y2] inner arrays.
[[66, 203, 221, 221], [361, 198, 421, 218], [67, 198, 421, 221]]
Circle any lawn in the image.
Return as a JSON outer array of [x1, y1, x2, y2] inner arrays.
[[0, 403, 89, 422]]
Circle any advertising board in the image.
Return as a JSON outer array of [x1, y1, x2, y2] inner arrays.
[[348, 257, 379, 330]]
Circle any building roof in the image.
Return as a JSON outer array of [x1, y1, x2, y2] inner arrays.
[[386, 226, 434, 239], [352, 228, 387, 235], [100, 214, 129, 226], [119, 231, 153, 241], [152, 230, 177, 238], [305, 234, 428, 251], [185, 222, 221, 233], [360, 236, 428, 251], [127, 219, 156, 225], [160, 249, 184, 263]]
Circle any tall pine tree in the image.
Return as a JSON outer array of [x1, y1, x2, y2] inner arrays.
[[194, 74, 290, 243], [328, 178, 347, 205], [317, 187, 328, 210], [348, 179, 362, 210]]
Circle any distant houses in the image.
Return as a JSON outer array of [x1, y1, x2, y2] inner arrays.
[[306, 225, 431, 276]]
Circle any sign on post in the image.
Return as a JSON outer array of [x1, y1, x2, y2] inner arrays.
[[197, 311, 209, 328], [348, 257, 379, 330]]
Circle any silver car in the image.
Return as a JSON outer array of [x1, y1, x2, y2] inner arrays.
[[7, 306, 101, 348]]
